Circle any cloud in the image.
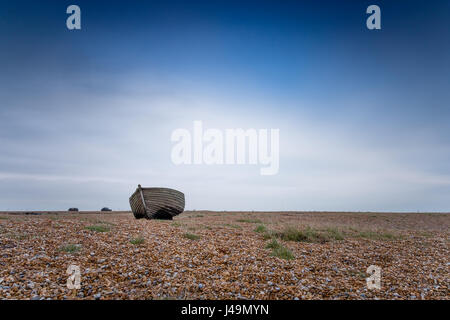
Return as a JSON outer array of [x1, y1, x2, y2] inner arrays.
[[1, 78, 450, 212]]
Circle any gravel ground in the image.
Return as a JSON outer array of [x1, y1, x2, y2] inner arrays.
[[0, 211, 448, 300]]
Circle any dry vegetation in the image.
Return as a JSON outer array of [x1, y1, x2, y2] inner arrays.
[[0, 210, 448, 300]]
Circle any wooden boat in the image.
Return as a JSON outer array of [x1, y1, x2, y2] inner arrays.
[[129, 185, 185, 220]]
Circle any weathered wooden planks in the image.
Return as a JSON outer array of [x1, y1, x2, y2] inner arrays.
[[129, 185, 185, 220]]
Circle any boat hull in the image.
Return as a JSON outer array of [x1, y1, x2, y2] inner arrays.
[[129, 186, 185, 220]]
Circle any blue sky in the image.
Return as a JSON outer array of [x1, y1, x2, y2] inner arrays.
[[0, 0, 449, 211]]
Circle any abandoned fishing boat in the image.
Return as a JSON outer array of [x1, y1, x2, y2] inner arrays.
[[129, 185, 185, 220]]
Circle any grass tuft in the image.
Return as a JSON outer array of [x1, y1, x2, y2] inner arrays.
[[224, 224, 242, 229], [259, 225, 398, 243], [85, 225, 110, 232], [271, 246, 295, 260], [183, 232, 200, 240], [262, 229, 276, 240], [94, 220, 115, 226], [272, 246, 294, 260], [265, 238, 295, 260], [277, 226, 329, 243], [254, 225, 267, 233], [6, 232, 30, 240], [325, 227, 345, 240], [130, 237, 145, 245], [236, 218, 262, 224], [265, 238, 281, 249], [60, 244, 81, 253]]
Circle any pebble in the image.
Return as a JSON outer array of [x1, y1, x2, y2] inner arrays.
[[0, 211, 447, 300]]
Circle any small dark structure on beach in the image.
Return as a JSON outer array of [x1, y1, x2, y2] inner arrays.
[[129, 185, 185, 220]]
